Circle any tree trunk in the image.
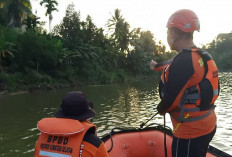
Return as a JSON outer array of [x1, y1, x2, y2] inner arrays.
[[49, 14, 53, 33]]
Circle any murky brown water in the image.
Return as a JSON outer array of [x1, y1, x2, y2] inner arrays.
[[0, 72, 231, 156]]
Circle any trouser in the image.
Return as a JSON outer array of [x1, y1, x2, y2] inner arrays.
[[172, 126, 216, 157]]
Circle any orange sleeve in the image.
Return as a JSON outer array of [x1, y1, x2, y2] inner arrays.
[[154, 60, 172, 72]]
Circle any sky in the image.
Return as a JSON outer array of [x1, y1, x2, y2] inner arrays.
[[32, 0, 232, 48]]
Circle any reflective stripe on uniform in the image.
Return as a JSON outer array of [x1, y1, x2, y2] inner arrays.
[[181, 108, 214, 122], [39, 151, 71, 157], [213, 89, 219, 96], [184, 93, 200, 99]]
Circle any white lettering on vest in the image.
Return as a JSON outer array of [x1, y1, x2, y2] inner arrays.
[[79, 144, 84, 157]]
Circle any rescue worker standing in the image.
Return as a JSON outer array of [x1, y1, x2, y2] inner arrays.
[[150, 9, 219, 157], [34, 91, 109, 157]]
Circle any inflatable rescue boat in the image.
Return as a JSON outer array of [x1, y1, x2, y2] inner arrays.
[[102, 124, 231, 157]]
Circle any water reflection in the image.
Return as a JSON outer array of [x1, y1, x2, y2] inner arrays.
[[0, 73, 231, 156], [93, 80, 162, 136], [94, 72, 232, 155], [211, 73, 232, 154]]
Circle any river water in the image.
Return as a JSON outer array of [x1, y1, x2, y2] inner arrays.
[[0, 72, 231, 156]]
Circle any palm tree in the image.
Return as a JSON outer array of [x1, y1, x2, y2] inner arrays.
[[107, 9, 130, 52], [0, 0, 32, 27], [40, 0, 58, 33]]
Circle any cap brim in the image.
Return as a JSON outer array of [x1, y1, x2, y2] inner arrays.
[[54, 108, 96, 121]]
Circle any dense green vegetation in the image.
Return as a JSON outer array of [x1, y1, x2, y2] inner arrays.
[[203, 33, 232, 71], [0, 1, 230, 93]]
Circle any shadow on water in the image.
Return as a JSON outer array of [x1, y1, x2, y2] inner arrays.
[[0, 73, 231, 156]]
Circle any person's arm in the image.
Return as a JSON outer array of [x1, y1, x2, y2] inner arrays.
[[150, 60, 172, 72], [157, 51, 194, 114]]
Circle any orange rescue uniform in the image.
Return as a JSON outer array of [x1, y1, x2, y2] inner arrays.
[[34, 118, 109, 157], [155, 48, 218, 139]]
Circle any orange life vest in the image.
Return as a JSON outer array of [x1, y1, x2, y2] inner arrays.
[[34, 118, 96, 157], [160, 48, 219, 122]]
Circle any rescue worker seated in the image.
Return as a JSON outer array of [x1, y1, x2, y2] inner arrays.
[[34, 91, 109, 157]]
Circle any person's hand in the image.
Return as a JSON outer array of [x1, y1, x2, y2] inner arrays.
[[150, 60, 157, 70]]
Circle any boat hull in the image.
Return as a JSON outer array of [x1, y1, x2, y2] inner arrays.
[[102, 126, 231, 157]]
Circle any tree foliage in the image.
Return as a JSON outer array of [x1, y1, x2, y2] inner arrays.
[[107, 9, 130, 52], [0, 3, 180, 92], [0, 0, 32, 27], [0, 26, 16, 72], [40, 0, 58, 33], [203, 33, 232, 71], [24, 14, 41, 30], [56, 3, 82, 49]]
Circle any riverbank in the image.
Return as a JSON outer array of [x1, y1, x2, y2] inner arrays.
[[0, 81, 84, 96], [0, 72, 159, 96]]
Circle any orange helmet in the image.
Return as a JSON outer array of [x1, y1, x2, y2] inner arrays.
[[167, 9, 200, 32]]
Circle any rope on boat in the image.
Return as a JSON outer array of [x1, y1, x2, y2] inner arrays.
[[140, 111, 159, 129], [107, 128, 125, 153]]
